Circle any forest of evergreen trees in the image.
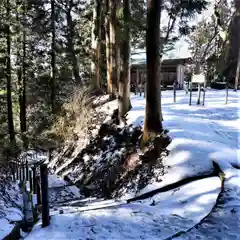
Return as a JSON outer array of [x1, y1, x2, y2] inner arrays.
[[0, 0, 238, 162]]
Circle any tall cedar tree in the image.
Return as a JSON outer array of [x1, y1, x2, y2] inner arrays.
[[91, 0, 102, 90], [51, 0, 56, 113], [16, 0, 26, 146], [20, 0, 27, 146], [67, 0, 83, 85], [105, 0, 111, 93], [225, 0, 240, 86], [118, 0, 132, 119], [6, 0, 15, 144], [108, 0, 117, 97], [234, 0, 240, 90], [142, 0, 163, 146], [235, 46, 240, 90]]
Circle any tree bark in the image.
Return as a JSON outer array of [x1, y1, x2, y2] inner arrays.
[[91, 0, 102, 90], [108, 0, 117, 97], [142, 0, 163, 146], [118, 0, 132, 119], [51, 0, 56, 113], [225, 0, 240, 84], [234, 46, 240, 91], [104, 0, 111, 93], [20, 0, 27, 147], [67, 0, 83, 85], [116, 0, 121, 90], [6, 0, 15, 144], [16, 0, 27, 147]]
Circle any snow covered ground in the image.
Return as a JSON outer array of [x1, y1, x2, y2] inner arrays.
[[24, 89, 239, 239], [176, 160, 240, 240], [25, 177, 221, 240], [0, 180, 23, 239], [127, 89, 239, 195]]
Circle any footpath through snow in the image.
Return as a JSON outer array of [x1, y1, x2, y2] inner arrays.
[[127, 89, 239, 196], [25, 89, 239, 239], [175, 160, 240, 240]]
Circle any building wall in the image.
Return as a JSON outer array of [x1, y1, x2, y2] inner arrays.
[[131, 69, 178, 87]]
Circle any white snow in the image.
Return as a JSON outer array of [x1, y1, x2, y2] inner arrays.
[[48, 174, 67, 188], [175, 160, 240, 239], [127, 90, 240, 196], [24, 89, 240, 239], [0, 181, 23, 239], [25, 177, 221, 240], [0, 219, 15, 240]]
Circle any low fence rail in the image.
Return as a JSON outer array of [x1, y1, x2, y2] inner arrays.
[[9, 148, 51, 229]]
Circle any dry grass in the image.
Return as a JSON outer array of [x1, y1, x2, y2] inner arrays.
[[48, 87, 95, 143]]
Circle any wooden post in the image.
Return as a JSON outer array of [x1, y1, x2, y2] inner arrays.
[[234, 47, 240, 91], [40, 164, 50, 227], [16, 162, 19, 180], [22, 163, 26, 181], [20, 164, 23, 181], [173, 81, 176, 103], [189, 82, 193, 106], [196, 84, 201, 105], [26, 161, 29, 181], [225, 81, 228, 104], [29, 170, 33, 192], [144, 82, 146, 98], [32, 167, 37, 194], [136, 68, 139, 95], [13, 163, 16, 181], [36, 176, 41, 205], [139, 72, 142, 97], [202, 84, 206, 106]]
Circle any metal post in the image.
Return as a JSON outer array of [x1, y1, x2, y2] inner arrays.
[[40, 164, 50, 227]]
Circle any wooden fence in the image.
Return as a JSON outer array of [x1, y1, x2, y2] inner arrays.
[[9, 149, 50, 228]]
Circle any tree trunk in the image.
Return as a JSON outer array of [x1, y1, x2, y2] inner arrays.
[[20, 1, 27, 146], [51, 0, 56, 113], [118, 0, 132, 119], [6, 0, 15, 144], [116, 0, 121, 90], [136, 68, 139, 95], [225, 0, 240, 84], [67, 0, 83, 85], [108, 0, 117, 97], [234, 46, 240, 91], [91, 0, 102, 90], [104, 0, 111, 93], [142, 0, 163, 146], [16, 0, 27, 147]]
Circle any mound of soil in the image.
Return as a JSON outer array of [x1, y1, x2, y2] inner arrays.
[[58, 111, 172, 199]]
